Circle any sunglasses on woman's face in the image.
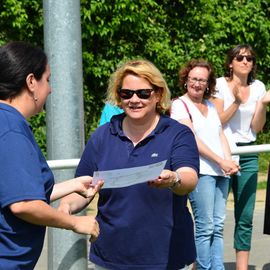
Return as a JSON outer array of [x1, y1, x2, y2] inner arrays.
[[235, 55, 255, 62], [118, 88, 154, 99]]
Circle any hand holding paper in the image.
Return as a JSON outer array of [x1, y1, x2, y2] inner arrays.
[[93, 160, 167, 189]]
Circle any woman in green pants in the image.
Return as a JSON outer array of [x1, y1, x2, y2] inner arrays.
[[212, 44, 270, 270]]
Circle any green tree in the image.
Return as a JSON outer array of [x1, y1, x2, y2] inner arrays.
[[80, 0, 270, 138], [1, 0, 270, 151]]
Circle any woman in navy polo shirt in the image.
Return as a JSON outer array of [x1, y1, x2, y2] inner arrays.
[[0, 41, 102, 269], [59, 59, 200, 270]]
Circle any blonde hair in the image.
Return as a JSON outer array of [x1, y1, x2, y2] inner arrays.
[[106, 59, 171, 113]]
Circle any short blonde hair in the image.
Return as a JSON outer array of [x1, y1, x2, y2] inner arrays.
[[106, 59, 171, 113]]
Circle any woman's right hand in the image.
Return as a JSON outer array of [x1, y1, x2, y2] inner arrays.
[[232, 85, 243, 104], [71, 215, 100, 242]]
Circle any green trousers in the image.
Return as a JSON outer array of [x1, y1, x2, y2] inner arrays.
[[230, 151, 258, 251]]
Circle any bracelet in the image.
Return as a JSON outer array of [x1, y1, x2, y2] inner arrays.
[[169, 171, 181, 190]]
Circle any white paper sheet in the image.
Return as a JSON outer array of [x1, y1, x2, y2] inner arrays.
[[93, 160, 167, 189]]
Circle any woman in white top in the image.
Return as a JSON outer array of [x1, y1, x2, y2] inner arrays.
[[171, 59, 239, 270], [212, 44, 270, 270]]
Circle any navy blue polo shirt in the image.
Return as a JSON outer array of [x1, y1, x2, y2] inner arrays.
[[0, 103, 54, 269], [76, 113, 199, 270]]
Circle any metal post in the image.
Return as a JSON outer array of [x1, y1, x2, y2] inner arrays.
[[43, 0, 87, 269]]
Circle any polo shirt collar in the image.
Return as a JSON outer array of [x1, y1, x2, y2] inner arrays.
[[110, 113, 170, 137], [0, 102, 29, 126]]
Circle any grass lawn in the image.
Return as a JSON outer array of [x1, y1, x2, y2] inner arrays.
[[258, 152, 270, 189]]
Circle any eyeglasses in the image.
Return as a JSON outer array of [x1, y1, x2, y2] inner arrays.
[[235, 55, 255, 62], [188, 77, 208, 86], [118, 88, 154, 99]]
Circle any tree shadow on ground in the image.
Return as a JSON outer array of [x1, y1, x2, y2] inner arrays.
[[224, 263, 255, 269], [225, 263, 270, 270]]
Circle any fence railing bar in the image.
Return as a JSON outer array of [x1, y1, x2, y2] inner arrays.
[[47, 144, 270, 170], [232, 144, 270, 155], [47, 159, 80, 169]]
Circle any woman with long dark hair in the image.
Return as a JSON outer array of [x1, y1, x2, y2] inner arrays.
[[212, 44, 270, 270]]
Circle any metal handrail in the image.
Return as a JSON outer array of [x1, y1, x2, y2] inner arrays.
[[47, 158, 80, 169], [47, 144, 270, 170]]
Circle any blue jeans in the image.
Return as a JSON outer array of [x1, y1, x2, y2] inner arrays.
[[188, 175, 229, 270]]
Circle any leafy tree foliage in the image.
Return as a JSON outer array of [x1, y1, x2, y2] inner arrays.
[[0, 0, 46, 152], [0, 0, 269, 153], [0, 0, 43, 44]]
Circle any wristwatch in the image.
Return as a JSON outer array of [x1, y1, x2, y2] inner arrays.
[[169, 171, 181, 190]]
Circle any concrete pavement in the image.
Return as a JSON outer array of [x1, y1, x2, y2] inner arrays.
[[224, 189, 270, 270], [224, 209, 270, 270], [35, 190, 270, 270]]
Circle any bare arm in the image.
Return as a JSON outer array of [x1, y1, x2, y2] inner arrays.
[[57, 192, 93, 215], [179, 118, 239, 175], [251, 90, 270, 133], [50, 176, 103, 203], [219, 129, 232, 160], [219, 129, 240, 174], [211, 97, 240, 125], [9, 200, 99, 240], [57, 180, 104, 215]]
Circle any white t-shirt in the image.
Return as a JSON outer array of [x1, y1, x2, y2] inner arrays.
[[215, 77, 266, 143], [171, 96, 225, 176]]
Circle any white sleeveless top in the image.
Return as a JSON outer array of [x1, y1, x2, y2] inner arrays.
[[171, 96, 225, 176], [215, 77, 266, 143]]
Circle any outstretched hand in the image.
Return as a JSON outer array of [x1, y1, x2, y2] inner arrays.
[[148, 169, 177, 189], [74, 176, 104, 198]]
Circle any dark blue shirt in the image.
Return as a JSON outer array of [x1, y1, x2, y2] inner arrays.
[[76, 114, 199, 270], [0, 103, 54, 269]]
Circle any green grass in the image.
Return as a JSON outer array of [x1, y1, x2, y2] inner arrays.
[[259, 152, 270, 173], [257, 152, 270, 190], [257, 181, 267, 190]]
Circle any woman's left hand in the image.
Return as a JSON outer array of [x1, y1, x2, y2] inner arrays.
[[74, 176, 104, 198], [148, 169, 177, 189], [219, 159, 240, 176], [261, 90, 270, 105]]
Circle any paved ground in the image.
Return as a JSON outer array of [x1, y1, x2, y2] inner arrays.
[[35, 189, 270, 270], [224, 189, 270, 270]]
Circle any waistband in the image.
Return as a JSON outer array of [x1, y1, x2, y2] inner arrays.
[[236, 141, 256, 146]]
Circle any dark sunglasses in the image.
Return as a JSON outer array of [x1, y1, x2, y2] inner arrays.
[[235, 55, 255, 62], [118, 88, 154, 99]]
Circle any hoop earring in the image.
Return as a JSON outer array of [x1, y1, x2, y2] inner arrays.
[[184, 83, 187, 89]]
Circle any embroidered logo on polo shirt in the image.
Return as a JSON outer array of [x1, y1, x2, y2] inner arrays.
[[151, 153, 158, 157]]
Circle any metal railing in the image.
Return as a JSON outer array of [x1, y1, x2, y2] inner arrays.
[[47, 144, 270, 170]]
